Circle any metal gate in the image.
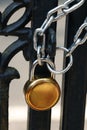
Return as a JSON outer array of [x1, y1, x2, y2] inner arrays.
[[0, 0, 87, 130]]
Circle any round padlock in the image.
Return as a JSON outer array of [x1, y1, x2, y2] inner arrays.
[[24, 58, 60, 111]]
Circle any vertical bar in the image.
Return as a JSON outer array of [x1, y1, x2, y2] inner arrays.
[[62, 1, 87, 130], [0, 68, 19, 130], [27, 0, 58, 130], [0, 82, 9, 130]]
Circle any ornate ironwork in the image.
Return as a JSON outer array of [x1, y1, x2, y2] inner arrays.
[[0, 0, 32, 130], [0, 0, 57, 130], [0, 0, 87, 130]]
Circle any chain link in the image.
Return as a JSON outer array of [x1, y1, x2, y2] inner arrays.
[[47, 0, 85, 22], [67, 19, 87, 56], [49, 19, 87, 74], [33, 0, 86, 74], [47, 47, 73, 74], [62, 0, 85, 15], [33, 0, 85, 52]]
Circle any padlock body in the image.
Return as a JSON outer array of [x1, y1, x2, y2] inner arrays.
[[24, 78, 60, 111]]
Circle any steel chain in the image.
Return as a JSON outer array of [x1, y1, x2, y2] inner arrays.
[[33, 0, 87, 74], [49, 19, 87, 74], [67, 19, 87, 57], [33, 0, 85, 51], [47, 0, 85, 22]]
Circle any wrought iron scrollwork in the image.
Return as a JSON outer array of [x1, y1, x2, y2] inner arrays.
[[0, 0, 32, 69], [0, 0, 32, 130], [0, 0, 56, 130]]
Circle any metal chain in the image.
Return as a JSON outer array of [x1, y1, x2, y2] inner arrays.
[[67, 18, 87, 57], [47, 0, 85, 22], [33, 0, 86, 74], [47, 18, 87, 74], [47, 47, 73, 74], [33, 0, 85, 51]]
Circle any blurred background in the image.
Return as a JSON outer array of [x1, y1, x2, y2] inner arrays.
[[0, 0, 87, 130]]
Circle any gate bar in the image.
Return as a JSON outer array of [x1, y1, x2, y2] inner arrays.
[[27, 0, 58, 130], [62, 1, 87, 130]]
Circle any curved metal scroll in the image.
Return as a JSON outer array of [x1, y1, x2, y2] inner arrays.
[[0, 0, 32, 130], [0, 0, 57, 130]]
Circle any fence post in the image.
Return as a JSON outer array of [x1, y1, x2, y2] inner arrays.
[[0, 68, 19, 130], [62, 1, 87, 130], [27, 0, 58, 130]]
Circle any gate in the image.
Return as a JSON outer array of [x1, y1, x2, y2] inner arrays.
[[0, 0, 87, 130]]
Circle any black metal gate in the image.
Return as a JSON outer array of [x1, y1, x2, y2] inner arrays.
[[0, 0, 87, 130]]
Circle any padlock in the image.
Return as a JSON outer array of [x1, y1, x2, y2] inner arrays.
[[24, 58, 60, 111]]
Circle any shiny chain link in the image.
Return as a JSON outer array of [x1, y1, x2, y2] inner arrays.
[[67, 18, 87, 57], [33, 0, 86, 74], [47, 0, 85, 22], [33, 0, 85, 51], [48, 18, 87, 75]]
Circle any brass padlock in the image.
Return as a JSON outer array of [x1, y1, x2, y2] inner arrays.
[[24, 58, 60, 111]]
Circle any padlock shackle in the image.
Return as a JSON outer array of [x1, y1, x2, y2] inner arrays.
[[30, 57, 55, 81]]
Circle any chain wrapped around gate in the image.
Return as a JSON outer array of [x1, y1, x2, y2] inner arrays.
[[0, 0, 86, 130], [24, 0, 87, 111]]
